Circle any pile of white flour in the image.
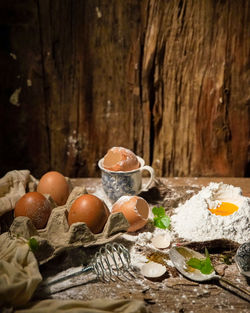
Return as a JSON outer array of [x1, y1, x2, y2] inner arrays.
[[171, 183, 250, 244]]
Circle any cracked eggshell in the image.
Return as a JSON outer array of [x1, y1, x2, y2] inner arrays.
[[141, 261, 167, 278], [151, 233, 171, 249], [111, 195, 149, 232]]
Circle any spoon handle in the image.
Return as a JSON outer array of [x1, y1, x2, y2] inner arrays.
[[218, 276, 250, 302]]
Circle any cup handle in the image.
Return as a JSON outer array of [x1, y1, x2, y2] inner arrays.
[[139, 165, 155, 192]]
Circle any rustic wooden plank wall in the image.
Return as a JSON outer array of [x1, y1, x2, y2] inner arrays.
[[0, 0, 249, 178], [142, 0, 250, 177]]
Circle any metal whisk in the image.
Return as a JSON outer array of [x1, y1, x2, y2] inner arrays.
[[45, 242, 135, 286]]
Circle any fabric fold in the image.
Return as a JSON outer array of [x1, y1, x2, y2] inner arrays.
[[15, 298, 148, 313], [0, 233, 42, 307]]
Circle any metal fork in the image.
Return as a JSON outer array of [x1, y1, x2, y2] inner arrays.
[[44, 242, 136, 286]]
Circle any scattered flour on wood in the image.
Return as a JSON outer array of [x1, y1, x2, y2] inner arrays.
[[122, 228, 172, 270], [171, 183, 250, 244]]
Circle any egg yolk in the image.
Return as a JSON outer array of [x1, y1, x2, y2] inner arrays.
[[209, 202, 238, 216]]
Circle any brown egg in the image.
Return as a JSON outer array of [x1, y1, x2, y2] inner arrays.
[[14, 191, 52, 229], [112, 195, 149, 232], [103, 147, 140, 172], [68, 194, 110, 234], [37, 171, 69, 206]]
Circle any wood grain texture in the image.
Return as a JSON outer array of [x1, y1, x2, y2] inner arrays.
[[37, 0, 143, 177], [142, 0, 250, 177], [0, 1, 50, 174], [0, 0, 249, 178]]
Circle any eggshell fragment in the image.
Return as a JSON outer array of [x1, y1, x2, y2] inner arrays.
[[68, 194, 110, 234], [37, 171, 69, 206], [151, 233, 171, 249], [112, 196, 149, 232], [103, 147, 140, 172], [14, 191, 52, 229], [141, 261, 167, 278]]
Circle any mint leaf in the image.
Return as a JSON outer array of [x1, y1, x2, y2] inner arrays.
[[186, 248, 214, 275], [152, 207, 171, 229], [205, 247, 210, 258], [152, 206, 166, 217], [187, 257, 202, 269], [28, 238, 39, 253], [201, 257, 214, 274]]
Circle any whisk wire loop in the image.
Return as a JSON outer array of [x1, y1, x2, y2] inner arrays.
[[93, 242, 133, 282]]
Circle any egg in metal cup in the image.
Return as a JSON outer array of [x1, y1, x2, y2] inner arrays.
[[98, 147, 155, 203]]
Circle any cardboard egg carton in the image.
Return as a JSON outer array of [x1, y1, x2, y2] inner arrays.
[[0, 170, 129, 264]]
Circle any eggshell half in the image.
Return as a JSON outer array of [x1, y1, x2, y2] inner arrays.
[[103, 147, 140, 172], [151, 233, 171, 249], [68, 194, 110, 234], [141, 261, 167, 278], [37, 171, 69, 206], [111, 196, 149, 232], [14, 191, 52, 229]]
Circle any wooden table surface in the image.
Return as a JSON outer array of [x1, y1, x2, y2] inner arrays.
[[71, 177, 250, 197], [41, 177, 250, 313]]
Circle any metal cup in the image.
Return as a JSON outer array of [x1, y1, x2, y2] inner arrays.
[[98, 156, 155, 203]]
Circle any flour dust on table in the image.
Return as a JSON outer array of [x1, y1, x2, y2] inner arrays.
[[171, 183, 250, 244]]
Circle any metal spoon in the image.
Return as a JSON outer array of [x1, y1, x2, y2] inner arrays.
[[169, 246, 250, 302], [235, 241, 250, 278]]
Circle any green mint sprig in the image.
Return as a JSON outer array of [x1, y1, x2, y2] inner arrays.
[[152, 206, 171, 229], [187, 248, 214, 275]]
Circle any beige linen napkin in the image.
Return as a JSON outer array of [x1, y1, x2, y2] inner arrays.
[[15, 298, 147, 313], [0, 233, 42, 307], [0, 170, 37, 217]]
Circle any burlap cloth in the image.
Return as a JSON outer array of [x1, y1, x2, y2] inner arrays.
[[0, 170, 38, 218], [0, 234, 42, 307], [15, 299, 147, 313], [0, 170, 147, 312]]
